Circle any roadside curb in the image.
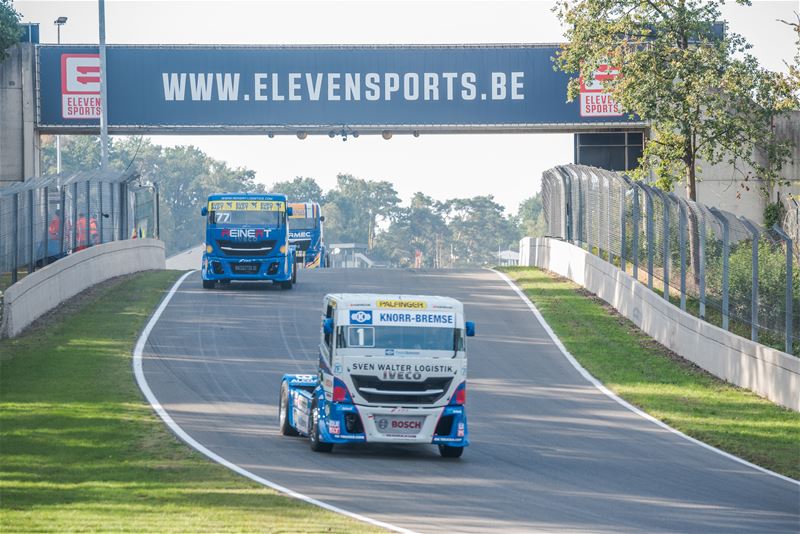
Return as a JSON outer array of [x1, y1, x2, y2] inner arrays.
[[491, 268, 800, 487], [132, 270, 418, 534]]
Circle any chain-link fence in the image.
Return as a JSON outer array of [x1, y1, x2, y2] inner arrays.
[[542, 164, 798, 356], [0, 169, 159, 293]]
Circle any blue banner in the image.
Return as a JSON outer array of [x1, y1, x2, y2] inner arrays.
[[37, 45, 639, 132]]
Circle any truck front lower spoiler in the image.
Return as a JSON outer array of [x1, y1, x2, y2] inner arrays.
[[202, 254, 291, 282], [319, 402, 467, 446], [282, 374, 468, 448]]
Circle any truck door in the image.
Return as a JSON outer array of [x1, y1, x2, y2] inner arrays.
[[319, 302, 335, 399]]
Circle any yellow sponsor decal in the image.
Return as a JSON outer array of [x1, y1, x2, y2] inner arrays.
[[208, 200, 285, 212], [376, 299, 427, 309], [289, 203, 307, 218]]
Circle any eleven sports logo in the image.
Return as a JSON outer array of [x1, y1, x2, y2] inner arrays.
[[579, 64, 623, 118], [61, 53, 102, 119]]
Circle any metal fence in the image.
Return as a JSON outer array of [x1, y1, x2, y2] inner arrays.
[[542, 164, 798, 355], [0, 169, 159, 292], [783, 197, 799, 263]]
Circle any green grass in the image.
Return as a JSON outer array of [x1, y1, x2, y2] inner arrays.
[[500, 266, 800, 480], [1, 269, 31, 294], [0, 271, 382, 533]]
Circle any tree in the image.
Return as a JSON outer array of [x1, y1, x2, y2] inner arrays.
[[323, 174, 400, 246], [268, 176, 324, 203], [554, 0, 799, 201], [0, 0, 21, 62], [375, 193, 450, 267], [778, 12, 800, 96], [517, 194, 547, 237], [441, 196, 520, 266]]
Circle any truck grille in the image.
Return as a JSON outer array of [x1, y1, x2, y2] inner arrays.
[[217, 239, 276, 257], [351, 375, 453, 405]]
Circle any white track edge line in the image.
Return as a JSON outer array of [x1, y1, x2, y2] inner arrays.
[[133, 270, 418, 534], [490, 268, 800, 487]]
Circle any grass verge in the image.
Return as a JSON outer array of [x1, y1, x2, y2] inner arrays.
[[499, 266, 800, 481], [0, 271, 381, 533]]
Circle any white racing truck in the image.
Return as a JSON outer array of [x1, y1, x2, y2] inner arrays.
[[279, 293, 475, 458]]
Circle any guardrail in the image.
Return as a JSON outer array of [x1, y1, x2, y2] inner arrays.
[[520, 237, 799, 411], [541, 164, 798, 355], [1, 239, 165, 338]]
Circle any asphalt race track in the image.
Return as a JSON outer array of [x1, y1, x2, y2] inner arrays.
[[141, 268, 799, 533]]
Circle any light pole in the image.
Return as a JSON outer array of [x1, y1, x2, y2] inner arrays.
[[54, 16, 67, 177], [98, 0, 109, 169]]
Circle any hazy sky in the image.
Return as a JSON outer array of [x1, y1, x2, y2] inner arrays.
[[15, 0, 798, 212]]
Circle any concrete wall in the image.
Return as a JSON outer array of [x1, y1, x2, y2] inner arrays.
[[166, 244, 203, 270], [673, 111, 800, 225], [520, 237, 799, 411], [0, 43, 38, 185], [1, 239, 165, 338]]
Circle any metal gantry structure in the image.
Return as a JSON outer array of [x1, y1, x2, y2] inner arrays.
[[541, 164, 798, 355]]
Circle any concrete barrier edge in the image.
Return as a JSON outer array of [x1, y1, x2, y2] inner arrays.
[[519, 237, 799, 412], [2, 239, 166, 338]]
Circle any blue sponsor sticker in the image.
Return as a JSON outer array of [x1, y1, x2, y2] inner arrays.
[[349, 310, 373, 324]]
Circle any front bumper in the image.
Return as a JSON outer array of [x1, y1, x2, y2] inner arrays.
[[202, 254, 291, 282], [319, 402, 468, 446]]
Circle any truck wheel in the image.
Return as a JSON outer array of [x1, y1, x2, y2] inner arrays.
[[278, 381, 298, 436], [309, 401, 333, 453], [281, 280, 293, 290], [292, 264, 297, 283], [438, 444, 464, 458], [202, 279, 215, 289]]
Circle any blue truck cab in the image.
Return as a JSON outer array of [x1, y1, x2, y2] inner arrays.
[[200, 193, 296, 289], [288, 201, 326, 269], [279, 293, 475, 458]]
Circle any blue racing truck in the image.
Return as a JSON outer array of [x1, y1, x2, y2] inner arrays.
[[279, 293, 475, 458], [288, 201, 326, 269], [200, 193, 296, 289]]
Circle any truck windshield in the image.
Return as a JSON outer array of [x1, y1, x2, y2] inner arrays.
[[290, 217, 316, 230], [211, 210, 283, 227], [338, 326, 464, 352]]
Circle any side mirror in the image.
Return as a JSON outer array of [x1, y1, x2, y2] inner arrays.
[[323, 318, 333, 335], [287, 206, 294, 216], [465, 321, 475, 337], [200, 206, 208, 216], [319, 216, 325, 222]]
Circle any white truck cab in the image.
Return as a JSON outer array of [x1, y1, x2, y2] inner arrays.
[[280, 293, 474, 457]]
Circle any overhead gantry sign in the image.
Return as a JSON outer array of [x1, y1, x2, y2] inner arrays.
[[37, 44, 643, 135]]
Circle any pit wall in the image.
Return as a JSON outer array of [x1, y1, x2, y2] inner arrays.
[[519, 237, 799, 412], [1, 239, 165, 338]]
